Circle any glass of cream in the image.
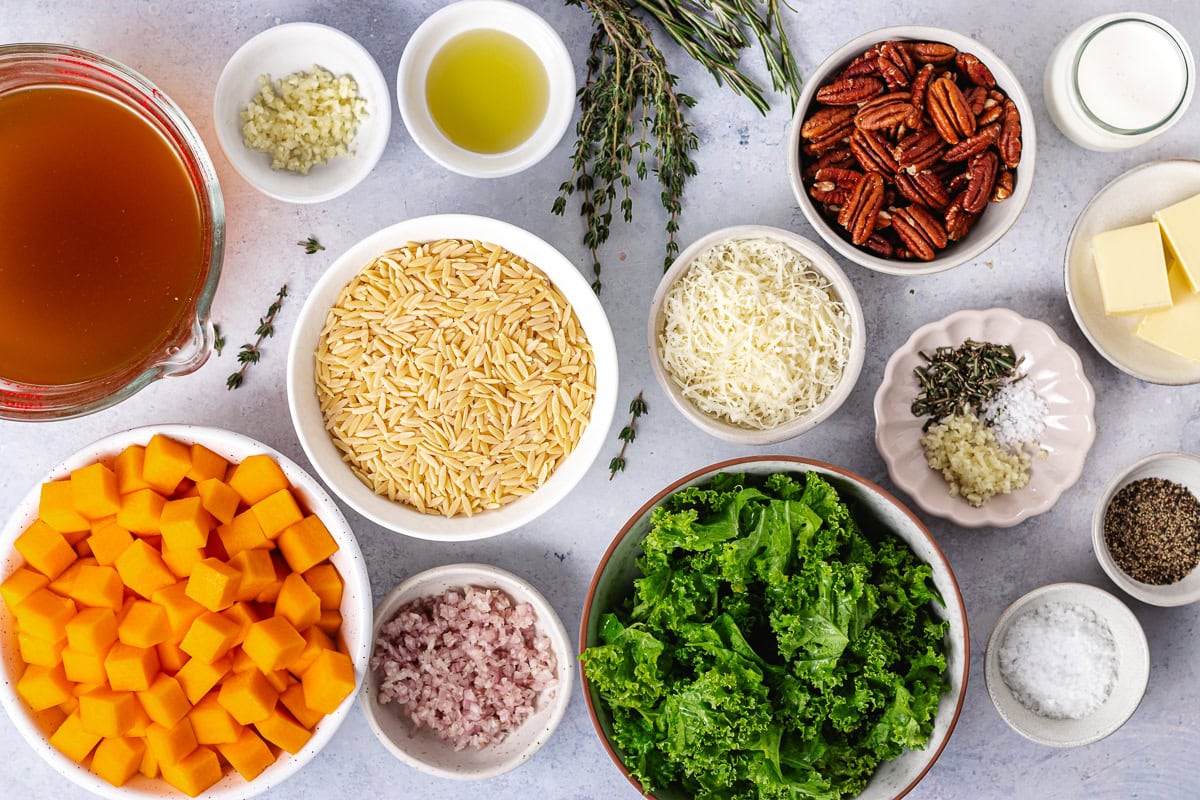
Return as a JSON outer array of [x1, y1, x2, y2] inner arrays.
[[1044, 13, 1194, 151]]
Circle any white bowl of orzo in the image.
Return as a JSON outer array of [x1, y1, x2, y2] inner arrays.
[[286, 214, 619, 540]]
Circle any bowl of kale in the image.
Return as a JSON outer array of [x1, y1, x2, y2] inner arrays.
[[579, 456, 968, 800]]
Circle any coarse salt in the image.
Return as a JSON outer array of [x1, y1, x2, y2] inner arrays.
[[981, 377, 1047, 450], [998, 601, 1117, 719]]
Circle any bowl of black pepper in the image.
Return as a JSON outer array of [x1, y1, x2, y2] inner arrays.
[[1092, 452, 1200, 606]]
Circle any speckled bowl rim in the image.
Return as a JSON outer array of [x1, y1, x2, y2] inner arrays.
[[983, 582, 1149, 748], [359, 563, 573, 780], [579, 455, 969, 800], [874, 307, 1096, 528]]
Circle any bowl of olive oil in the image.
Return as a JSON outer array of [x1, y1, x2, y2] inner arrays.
[[397, 0, 575, 178]]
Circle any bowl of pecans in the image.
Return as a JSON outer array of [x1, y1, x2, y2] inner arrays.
[[787, 26, 1036, 275]]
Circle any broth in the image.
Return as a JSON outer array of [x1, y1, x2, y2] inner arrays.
[[0, 85, 204, 386]]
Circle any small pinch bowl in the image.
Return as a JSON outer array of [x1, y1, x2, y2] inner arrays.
[[581, 456, 969, 800], [648, 225, 866, 445], [787, 25, 1037, 275], [213, 21, 391, 204], [361, 563, 573, 780], [984, 582, 1149, 748], [1092, 452, 1200, 606], [0, 424, 372, 799]]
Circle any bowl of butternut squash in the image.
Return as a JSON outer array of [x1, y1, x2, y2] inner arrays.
[[0, 424, 372, 798]]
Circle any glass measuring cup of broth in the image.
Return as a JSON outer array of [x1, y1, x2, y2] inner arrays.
[[0, 44, 224, 421]]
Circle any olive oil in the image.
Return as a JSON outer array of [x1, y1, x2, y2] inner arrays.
[[425, 29, 549, 154], [0, 86, 203, 386]]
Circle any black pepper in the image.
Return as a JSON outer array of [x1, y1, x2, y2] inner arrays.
[[1103, 477, 1200, 585]]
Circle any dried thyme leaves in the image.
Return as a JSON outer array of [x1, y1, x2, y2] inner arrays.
[[911, 339, 1022, 428]]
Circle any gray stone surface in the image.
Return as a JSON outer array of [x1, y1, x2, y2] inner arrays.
[[2, 1, 1199, 798]]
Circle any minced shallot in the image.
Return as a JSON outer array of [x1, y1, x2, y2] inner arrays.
[[371, 586, 558, 750]]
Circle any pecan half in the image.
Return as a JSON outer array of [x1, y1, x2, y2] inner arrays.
[[804, 148, 857, 180], [854, 92, 915, 130], [817, 76, 885, 106], [944, 196, 978, 241], [801, 106, 855, 141], [962, 150, 999, 214], [992, 169, 1014, 202], [849, 128, 900, 173], [957, 52, 996, 88], [894, 128, 946, 172], [877, 41, 915, 89], [965, 86, 988, 116], [927, 76, 976, 144], [946, 170, 970, 196], [910, 42, 957, 64], [810, 167, 863, 204], [943, 123, 1000, 162], [891, 205, 948, 260], [999, 99, 1022, 169], [909, 63, 935, 122], [864, 233, 895, 257], [894, 170, 950, 210], [838, 172, 886, 245], [836, 44, 883, 80]]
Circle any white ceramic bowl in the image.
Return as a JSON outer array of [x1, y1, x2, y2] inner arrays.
[[787, 25, 1037, 275], [647, 225, 866, 445], [361, 563, 572, 780], [875, 308, 1096, 528], [1092, 452, 1200, 606], [396, 0, 575, 178], [985, 582, 1149, 748], [212, 22, 391, 203], [581, 456, 969, 800], [1064, 158, 1200, 385], [0, 424, 373, 799], [286, 214, 619, 541]]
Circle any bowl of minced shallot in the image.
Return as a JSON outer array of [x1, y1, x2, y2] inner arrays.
[[360, 563, 572, 779]]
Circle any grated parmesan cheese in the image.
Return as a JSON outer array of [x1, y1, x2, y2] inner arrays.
[[658, 237, 852, 430]]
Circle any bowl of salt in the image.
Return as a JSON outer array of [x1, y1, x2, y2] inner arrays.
[[983, 582, 1149, 747]]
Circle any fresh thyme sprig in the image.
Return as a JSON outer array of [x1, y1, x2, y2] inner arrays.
[[297, 236, 325, 254], [609, 391, 648, 479], [226, 285, 288, 390], [212, 324, 225, 356], [555, 0, 801, 292]]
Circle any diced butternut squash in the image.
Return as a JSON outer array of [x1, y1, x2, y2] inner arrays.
[[196, 478, 239, 525], [19, 631, 66, 667], [303, 563, 344, 610], [48, 556, 95, 597], [1, 566, 49, 608], [38, 480, 90, 534], [255, 553, 290, 604], [189, 691, 243, 745], [15, 588, 76, 642], [118, 600, 171, 648], [151, 581, 204, 640], [79, 687, 140, 737], [162, 546, 206, 579], [227, 454, 289, 506], [286, 625, 333, 677], [140, 742, 160, 778], [185, 558, 241, 612], [243, 616, 305, 674], [220, 601, 261, 646], [91, 735, 146, 787], [180, 611, 241, 663], [62, 647, 110, 684], [114, 539, 176, 599], [216, 727, 274, 781], [279, 681, 323, 729], [161, 744, 222, 797], [86, 520, 134, 566], [143, 434, 192, 496], [68, 564, 124, 609], [316, 609, 342, 635], [116, 488, 167, 536], [17, 662, 74, 710], [74, 536, 94, 557], [104, 642, 160, 692], [158, 640, 189, 674], [15, 519, 78, 579], [114, 445, 152, 495], [254, 705, 312, 754], [216, 509, 270, 558], [137, 673, 191, 728], [263, 668, 290, 693], [146, 715, 199, 766], [275, 573, 320, 632], [126, 700, 153, 737], [217, 669, 278, 725], [250, 489, 303, 540], [65, 607, 118, 654], [49, 710, 103, 763], [175, 655, 233, 705], [160, 497, 214, 551], [278, 516, 338, 574], [301, 649, 355, 714], [186, 444, 229, 484], [70, 462, 120, 520]]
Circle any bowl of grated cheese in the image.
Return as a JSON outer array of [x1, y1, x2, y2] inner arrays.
[[648, 225, 865, 445]]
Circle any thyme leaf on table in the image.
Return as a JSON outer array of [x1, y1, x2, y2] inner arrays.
[[212, 323, 225, 356], [910, 339, 1022, 428], [555, 0, 802, 292], [609, 391, 648, 479], [226, 285, 288, 390], [297, 236, 325, 254]]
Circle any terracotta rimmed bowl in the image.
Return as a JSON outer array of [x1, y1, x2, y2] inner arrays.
[[579, 456, 968, 800]]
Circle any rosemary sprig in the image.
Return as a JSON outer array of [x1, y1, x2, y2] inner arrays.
[[609, 391, 648, 478], [555, 0, 801, 291], [297, 236, 325, 254], [226, 285, 288, 390], [911, 339, 1022, 428], [212, 324, 225, 356]]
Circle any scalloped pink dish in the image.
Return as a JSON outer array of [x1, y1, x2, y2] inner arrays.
[[874, 308, 1096, 528]]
